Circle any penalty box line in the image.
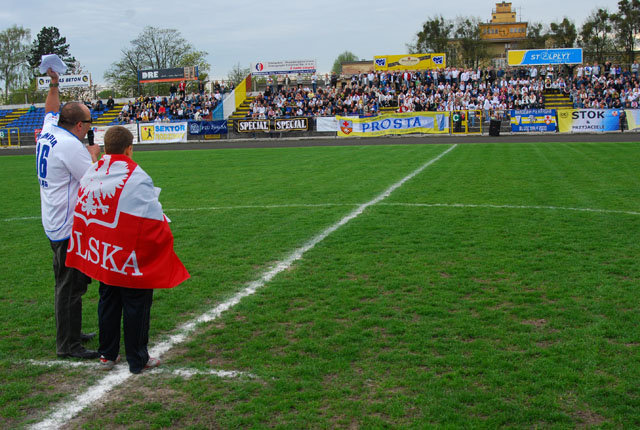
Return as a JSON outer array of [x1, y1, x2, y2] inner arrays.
[[30, 144, 457, 430]]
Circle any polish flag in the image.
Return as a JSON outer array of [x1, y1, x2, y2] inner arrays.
[[65, 154, 189, 289]]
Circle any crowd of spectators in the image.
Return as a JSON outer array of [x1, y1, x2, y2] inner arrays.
[[116, 91, 222, 123]]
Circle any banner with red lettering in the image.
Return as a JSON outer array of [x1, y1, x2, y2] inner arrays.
[[65, 154, 189, 289]]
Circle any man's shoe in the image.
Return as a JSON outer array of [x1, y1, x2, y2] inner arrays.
[[99, 355, 121, 370], [80, 332, 96, 342], [131, 357, 161, 374], [57, 348, 100, 359]]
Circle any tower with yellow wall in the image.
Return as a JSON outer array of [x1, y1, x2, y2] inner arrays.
[[479, 2, 528, 60]]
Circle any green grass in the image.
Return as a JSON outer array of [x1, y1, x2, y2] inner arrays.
[[1, 142, 639, 428]]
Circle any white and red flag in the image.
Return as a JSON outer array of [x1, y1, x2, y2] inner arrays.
[[65, 154, 189, 289]]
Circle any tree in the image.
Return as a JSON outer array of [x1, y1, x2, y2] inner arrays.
[[0, 25, 30, 101], [611, 0, 640, 64], [227, 63, 249, 86], [408, 16, 454, 54], [104, 26, 210, 95], [332, 51, 359, 74], [521, 22, 548, 49], [579, 9, 614, 63], [548, 18, 577, 48], [453, 17, 488, 68], [28, 26, 75, 74]]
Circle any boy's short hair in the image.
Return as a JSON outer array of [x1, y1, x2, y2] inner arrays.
[[104, 126, 133, 154]]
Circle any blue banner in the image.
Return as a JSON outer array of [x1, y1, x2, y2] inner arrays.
[[508, 49, 583, 66], [188, 120, 228, 135], [509, 109, 557, 132]]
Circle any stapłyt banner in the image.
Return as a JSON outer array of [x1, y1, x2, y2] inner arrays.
[[336, 112, 449, 137]]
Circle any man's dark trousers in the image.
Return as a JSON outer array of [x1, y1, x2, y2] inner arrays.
[[50, 239, 90, 356], [98, 282, 153, 373]]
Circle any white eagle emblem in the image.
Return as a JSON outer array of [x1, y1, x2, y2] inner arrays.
[[78, 160, 129, 215]]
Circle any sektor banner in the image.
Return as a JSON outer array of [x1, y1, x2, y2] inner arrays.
[[138, 123, 188, 143]]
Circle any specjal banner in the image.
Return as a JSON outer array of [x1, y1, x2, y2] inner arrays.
[[336, 112, 449, 137], [235, 118, 310, 133], [557, 109, 623, 133], [374, 54, 446, 71], [510, 109, 557, 132], [37, 74, 91, 90], [138, 122, 188, 143], [137, 67, 199, 83]]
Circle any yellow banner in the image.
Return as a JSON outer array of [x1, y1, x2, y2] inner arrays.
[[336, 112, 449, 137], [374, 54, 446, 71]]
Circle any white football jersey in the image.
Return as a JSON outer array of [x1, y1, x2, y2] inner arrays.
[[36, 112, 92, 241]]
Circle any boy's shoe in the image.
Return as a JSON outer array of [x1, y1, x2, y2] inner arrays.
[[99, 355, 121, 370]]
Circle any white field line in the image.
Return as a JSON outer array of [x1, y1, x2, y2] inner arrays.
[[30, 144, 457, 430], [26, 360, 257, 379], [377, 202, 640, 217]]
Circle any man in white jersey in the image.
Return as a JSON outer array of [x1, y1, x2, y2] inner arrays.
[[36, 68, 101, 359]]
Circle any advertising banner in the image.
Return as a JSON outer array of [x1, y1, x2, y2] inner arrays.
[[336, 112, 449, 137], [37, 74, 91, 90], [93, 124, 139, 145], [509, 109, 557, 132], [188, 120, 228, 136], [374, 54, 446, 71], [316, 116, 339, 132], [508, 48, 583, 66], [557, 109, 623, 133], [138, 122, 188, 143], [137, 67, 199, 83], [251, 60, 316, 76], [234, 118, 310, 132], [625, 109, 640, 131]]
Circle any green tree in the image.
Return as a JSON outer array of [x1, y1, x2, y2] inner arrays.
[[548, 18, 577, 48], [104, 26, 210, 95], [408, 15, 454, 54], [0, 25, 31, 102], [28, 26, 75, 74], [332, 51, 359, 74], [454, 17, 488, 68], [611, 0, 640, 64], [579, 9, 614, 63], [521, 22, 548, 49], [227, 63, 249, 86]]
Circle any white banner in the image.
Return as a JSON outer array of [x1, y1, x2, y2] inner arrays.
[[251, 59, 316, 76], [138, 122, 187, 144], [316, 116, 339, 132], [37, 74, 91, 90], [93, 124, 139, 146]]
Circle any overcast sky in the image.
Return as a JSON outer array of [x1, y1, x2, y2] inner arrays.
[[0, 0, 622, 85]]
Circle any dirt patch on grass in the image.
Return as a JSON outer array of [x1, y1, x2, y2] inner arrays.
[[521, 319, 547, 327]]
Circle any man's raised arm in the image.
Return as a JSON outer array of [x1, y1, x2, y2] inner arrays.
[[44, 68, 60, 113]]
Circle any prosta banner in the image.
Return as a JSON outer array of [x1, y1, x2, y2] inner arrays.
[[138, 67, 199, 83], [557, 109, 623, 133], [251, 60, 316, 76], [374, 54, 446, 71], [235, 118, 310, 132], [508, 48, 583, 66], [93, 124, 139, 145], [37, 74, 91, 90], [188, 120, 228, 136], [510, 109, 557, 132], [337, 112, 449, 137], [139, 122, 188, 143]]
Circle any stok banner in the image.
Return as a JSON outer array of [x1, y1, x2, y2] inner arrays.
[[37, 74, 91, 90], [251, 60, 316, 76], [138, 122, 188, 143], [235, 118, 310, 132], [557, 109, 623, 133], [507, 48, 583, 66], [374, 54, 446, 71], [336, 112, 449, 137], [138, 67, 199, 83], [625, 109, 640, 131], [188, 120, 228, 136], [510, 109, 557, 132]]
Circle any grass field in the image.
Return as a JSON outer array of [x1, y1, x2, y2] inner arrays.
[[1, 141, 640, 428]]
